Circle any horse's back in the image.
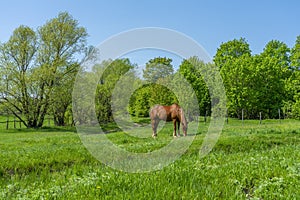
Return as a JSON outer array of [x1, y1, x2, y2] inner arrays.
[[150, 103, 181, 121]]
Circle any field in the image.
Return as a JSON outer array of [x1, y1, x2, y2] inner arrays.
[[0, 118, 300, 199]]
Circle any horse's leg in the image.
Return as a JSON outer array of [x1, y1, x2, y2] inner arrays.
[[152, 119, 158, 137], [177, 120, 180, 137], [173, 119, 177, 137], [183, 122, 187, 136]]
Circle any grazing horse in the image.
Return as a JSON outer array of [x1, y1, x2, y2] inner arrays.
[[150, 103, 188, 137]]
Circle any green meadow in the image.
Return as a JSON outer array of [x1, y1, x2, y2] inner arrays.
[[0, 119, 300, 199]]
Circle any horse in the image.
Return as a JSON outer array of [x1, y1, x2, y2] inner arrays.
[[149, 103, 188, 137]]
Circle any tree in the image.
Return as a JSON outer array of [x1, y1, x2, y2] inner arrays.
[[37, 12, 87, 127], [149, 78, 178, 107], [94, 58, 135, 123], [0, 12, 88, 128], [50, 64, 78, 126], [121, 59, 178, 118], [143, 57, 173, 82], [222, 54, 258, 118], [127, 57, 176, 118], [178, 57, 210, 116], [257, 40, 290, 118], [291, 36, 300, 69], [0, 25, 38, 127], [214, 38, 252, 118], [128, 84, 151, 117], [51, 46, 96, 126], [143, 57, 176, 106], [128, 81, 177, 118], [214, 38, 251, 69], [287, 36, 300, 118]]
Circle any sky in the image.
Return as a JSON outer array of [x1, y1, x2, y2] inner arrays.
[[0, 0, 299, 68]]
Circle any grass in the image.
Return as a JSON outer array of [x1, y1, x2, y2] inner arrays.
[[0, 118, 300, 199]]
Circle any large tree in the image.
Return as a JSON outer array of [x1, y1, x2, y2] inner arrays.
[[178, 57, 210, 116], [94, 58, 135, 123], [214, 38, 251, 69], [143, 57, 173, 83], [128, 57, 176, 117], [128, 84, 151, 117], [0, 12, 87, 128], [257, 40, 290, 118], [0, 25, 38, 127], [214, 38, 252, 118], [287, 36, 300, 118]]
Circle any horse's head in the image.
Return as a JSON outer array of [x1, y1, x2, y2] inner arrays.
[[182, 122, 188, 136]]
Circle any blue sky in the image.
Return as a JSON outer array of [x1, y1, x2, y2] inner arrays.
[[0, 0, 299, 67]]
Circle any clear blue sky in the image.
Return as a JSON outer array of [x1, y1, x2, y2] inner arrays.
[[1, 0, 299, 67]]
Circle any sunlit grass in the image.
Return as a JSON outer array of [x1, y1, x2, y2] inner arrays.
[[0, 119, 300, 199]]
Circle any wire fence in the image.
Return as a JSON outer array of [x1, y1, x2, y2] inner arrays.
[[0, 113, 55, 129], [0, 108, 293, 130]]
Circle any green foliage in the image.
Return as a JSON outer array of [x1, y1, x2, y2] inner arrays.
[[214, 38, 253, 118], [1, 11, 300, 127], [214, 37, 251, 69], [94, 58, 135, 122], [291, 36, 300, 69], [129, 57, 177, 117], [178, 57, 210, 115], [149, 78, 178, 106], [129, 85, 151, 117], [128, 83, 178, 117], [214, 38, 294, 119], [257, 41, 290, 117], [0, 25, 38, 126], [142, 57, 173, 82], [0, 12, 87, 128], [37, 12, 88, 126]]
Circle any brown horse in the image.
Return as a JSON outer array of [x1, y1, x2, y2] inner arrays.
[[150, 103, 188, 137]]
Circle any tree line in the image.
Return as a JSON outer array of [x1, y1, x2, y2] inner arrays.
[[0, 12, 299, 128], [214, 37, 300, 119]]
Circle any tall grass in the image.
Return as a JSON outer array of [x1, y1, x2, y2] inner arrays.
[[0, 119, 300, 199]]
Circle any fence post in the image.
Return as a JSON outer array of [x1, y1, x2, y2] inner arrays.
[[6, 116, 9, 130], [259, 112, 262, 124], [242, 109, 244, 126], [278, 108, 281, 123], [226, 109, 228, 124], [204, 110, 207, 124]]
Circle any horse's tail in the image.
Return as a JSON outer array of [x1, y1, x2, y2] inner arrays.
[[179, 108, 187, 126]]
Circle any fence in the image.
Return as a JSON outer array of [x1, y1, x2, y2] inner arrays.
[[0, 108, 292, 130], [188, 108, 287, 126], [0, 116, 22, 129], [0, 114, 55, 129], [225, 108, 284, 125]]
